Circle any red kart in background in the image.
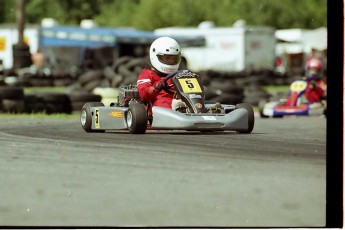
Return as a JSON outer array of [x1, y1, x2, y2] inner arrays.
[[259, 79, 327, 118]]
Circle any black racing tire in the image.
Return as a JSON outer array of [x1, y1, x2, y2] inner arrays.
[[204, 88, 219, 100], [80, 102, 105, 133], [123, 58, 146, 71], [127, 103, 147, 134], [103, 66, 117, 81], [24, 94, 46, 113], [209, 81, 243, 94], [68, 93, 102, 103], [112, 56, 132, 72], [111, 73, 124, 88], [71, 101, 87, 111], [69, 93, 102, 112], [121, 73, 137, 85], [2, 99, 26, 113], [0, 86, 24, 100], [118, 65, 134, 78], [83, 78, 102, 92], [35, 92, 72, 114], [211, 93, 244, 105], [36, 92, 69, 103], [78, 70, 103, 86], [235, 103, 255, 134]]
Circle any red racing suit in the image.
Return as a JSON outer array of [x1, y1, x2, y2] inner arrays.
[[304, 79, 326, 103], [136, 68, 174, 109]]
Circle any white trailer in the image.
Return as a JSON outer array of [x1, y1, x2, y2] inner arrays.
[[154, 24, 276, 72], [0, 24, 40, 69], [274, 27, 327, 75]]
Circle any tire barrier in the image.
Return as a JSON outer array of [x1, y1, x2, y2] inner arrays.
[[0, 53, 312, 113], [203, 76, 245, 104], [0, 86, 102, 114], [76, 56, 147, 93], [199, 69, 291, 105], [33, 92, 72, 114], [243, 85, 271, 106], [24, 93, 46, 113], [68, 92, 102, 112], [4, 66, 76, 88], [0, 86, 26, 113], [75, 57, 284, 105]]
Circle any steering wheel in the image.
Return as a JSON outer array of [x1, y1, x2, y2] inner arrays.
[[162, 71, 179, 94]]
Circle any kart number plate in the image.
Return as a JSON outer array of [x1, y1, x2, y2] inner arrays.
[[95, 108, 100, 128], [290, 80, 307, 92], [178, 78, 202, 93]]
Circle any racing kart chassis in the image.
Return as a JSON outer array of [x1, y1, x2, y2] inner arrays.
[[81, 70, 254, 134], [258, 79, 326, 118]]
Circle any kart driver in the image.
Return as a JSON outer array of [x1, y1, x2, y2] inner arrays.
[[303, 58, 326, 103], [136, 36, 183, 110]]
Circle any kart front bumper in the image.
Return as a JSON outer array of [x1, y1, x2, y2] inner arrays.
[[150, 106, 249, 131]]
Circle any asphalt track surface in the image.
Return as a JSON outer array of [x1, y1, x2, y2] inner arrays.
[[0, 115, 326, 227]]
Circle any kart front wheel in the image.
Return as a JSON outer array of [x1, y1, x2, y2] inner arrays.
[[236, 103, 254, 134], [127, 103, 148, 134], [258, 100, 269, 118], [81, 102, 105, 133]]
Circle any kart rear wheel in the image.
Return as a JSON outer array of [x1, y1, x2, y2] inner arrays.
[[81, 102, 105, 133], [127, 103, 148, 134], [235, 103, 254, 134]]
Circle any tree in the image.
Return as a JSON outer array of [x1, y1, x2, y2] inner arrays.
[[0, 0, 16, 23], [0, 0, 327, 30]]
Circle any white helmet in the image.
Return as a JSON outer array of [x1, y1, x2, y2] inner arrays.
[[150, 37, 181, 74]]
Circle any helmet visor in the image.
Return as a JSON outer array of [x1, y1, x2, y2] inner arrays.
[[308, 68, 318, 74], [157, 54, 181, 65]]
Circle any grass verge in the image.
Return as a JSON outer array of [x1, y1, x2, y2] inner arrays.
[[263, 85, 289, 95]]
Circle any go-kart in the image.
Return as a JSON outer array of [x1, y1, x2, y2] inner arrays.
[[80, 70, 254, 134], [258, 79, 327, 118]]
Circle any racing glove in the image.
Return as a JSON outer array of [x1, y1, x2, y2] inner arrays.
[[153, 79, 166, 92], [310, 80, 316, 90]]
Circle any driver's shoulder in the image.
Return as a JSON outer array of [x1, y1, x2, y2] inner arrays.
[[139, 68, 160, 79]]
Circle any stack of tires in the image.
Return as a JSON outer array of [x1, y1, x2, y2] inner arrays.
[[243, 85, 271, 106], [200, 71, 245, 105], [12, 44, 32, 69], [70, 56, 147, 93], [68, 92, 102, 112], [198, 70, 277, 105], [76, 69, 105, 92], [33, 92, 72, 114], [204, 80, 245, 104], [0, 86, 103, 114], [0, 86, 26, 113]]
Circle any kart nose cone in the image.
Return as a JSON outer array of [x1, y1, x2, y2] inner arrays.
[[81, 110, 87, 126]]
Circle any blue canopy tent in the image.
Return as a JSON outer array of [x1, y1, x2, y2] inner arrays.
[[39, 25, 205, 72], [40, 26, 158, 48], [40, 25, 205, 47]]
